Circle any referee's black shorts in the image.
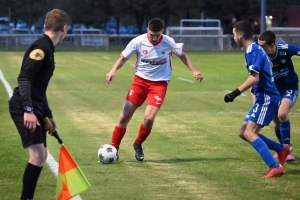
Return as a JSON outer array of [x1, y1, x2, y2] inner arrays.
[[9, 94, 47, 148]]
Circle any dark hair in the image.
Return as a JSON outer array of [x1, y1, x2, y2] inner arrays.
[[233, 20, 253, 40], [258, 30, 276, 45], [45, 9, 69, 32], [148, 18, 164, 32]]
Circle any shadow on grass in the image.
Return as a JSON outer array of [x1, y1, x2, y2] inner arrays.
[[126, 157, 241, 163], [286, 169, 300, 175]]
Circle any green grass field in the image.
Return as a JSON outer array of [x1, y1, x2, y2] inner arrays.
[[0, 51, 299, 200]]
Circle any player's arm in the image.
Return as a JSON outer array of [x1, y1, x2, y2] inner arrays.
[[238, 72, 259, 93], [19, 48, 46, 131], [178, 52, 203, 82], [19, 60, 42, 110], [287, 44, 300, 57], [106, 56, 128, 84], [224, 72, 259, 103], [106, 39, 136, 84]]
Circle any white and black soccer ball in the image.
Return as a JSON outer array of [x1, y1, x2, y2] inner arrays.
[[98, 144, 118, 164]]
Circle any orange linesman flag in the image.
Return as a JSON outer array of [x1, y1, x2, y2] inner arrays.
[[56, 145, 91, 200]]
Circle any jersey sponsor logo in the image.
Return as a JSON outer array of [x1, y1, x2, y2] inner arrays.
[[154, 95, 162, 104], [29, 49, 44, 61], [141, 58, 167, 65], [278, 44, 288, 49], [279, 51, 286, 56], [281, 59, 286, 64], [273, 68, 289, 79], [142, 50, 148, 55], [161, 49, 165, 54]]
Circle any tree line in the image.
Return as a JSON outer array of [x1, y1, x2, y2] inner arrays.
[[0, 0, 299, 34]]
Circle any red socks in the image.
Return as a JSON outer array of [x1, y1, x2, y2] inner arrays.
[[135, 124, 152, 145], [111, 124, 152, 149], [111, 126, 126, 150]]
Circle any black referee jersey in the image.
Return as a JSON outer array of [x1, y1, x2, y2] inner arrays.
[[11, 34, 55, 117]]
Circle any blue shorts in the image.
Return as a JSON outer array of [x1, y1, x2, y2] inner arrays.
[[280, 89, 298, 104], [244, 94, 281, 126]]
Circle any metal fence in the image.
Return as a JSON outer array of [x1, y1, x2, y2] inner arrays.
[[0, 33, 299, 51]]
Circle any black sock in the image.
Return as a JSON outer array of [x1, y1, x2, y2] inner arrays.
[[20, 163, 43, 200]]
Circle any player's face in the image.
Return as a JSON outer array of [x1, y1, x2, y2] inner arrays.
[[233, 28, 243, 47], [147, 28, 164, 44], [258, 40, 276, 56]]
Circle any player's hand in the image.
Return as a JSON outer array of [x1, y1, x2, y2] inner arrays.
[[106, 71, 116, 84], [24, 112, 40, 132], [224, 88, 241, 103], [193, 71, 203, 82], [45, 117, 57, 134]]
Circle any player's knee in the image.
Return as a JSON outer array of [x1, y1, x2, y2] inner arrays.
[[118, 115, 131, 125], [277, 112, 289, 122], [238, 129, 247, 141], [30, 153, 46, 166], [143, 118, 154, 129]]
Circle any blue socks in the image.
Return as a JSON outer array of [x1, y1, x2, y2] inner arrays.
[[258, 134, 283, 152], [251, 138, 279, 168], [274, 129, 281, 143], [280, 120, 291, 145]]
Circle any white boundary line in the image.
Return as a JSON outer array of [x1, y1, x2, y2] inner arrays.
[[178, 77, 194, 83], [0, 70, 82, 200]]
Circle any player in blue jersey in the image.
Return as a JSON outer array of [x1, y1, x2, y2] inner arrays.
[[224, 20, 291, 178], [258, 30, 299, 162]]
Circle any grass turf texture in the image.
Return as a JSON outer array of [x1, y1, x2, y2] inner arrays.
[[0, 51, 299, 200]]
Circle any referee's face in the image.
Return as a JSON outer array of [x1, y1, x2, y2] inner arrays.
[[147, 28, 163, 44]]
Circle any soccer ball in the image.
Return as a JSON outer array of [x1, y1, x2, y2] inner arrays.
[[98, 144, 118, 164]]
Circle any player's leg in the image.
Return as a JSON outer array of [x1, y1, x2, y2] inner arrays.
[[245, 95, 288, 177], [111, 100, 139, 150], [9, 98, 48, 199], [244, 121, 284, 178], [273, 114, 281, 143], [111, 77, 146, 151], [134, 105, 160, 161], [278, 89, 298, 161], [133, 79, 168, 161], [278, 98, 294, 145], [238, 110, 252, 142], [21, 143, 46, 200], [11, 116, 46, 199]]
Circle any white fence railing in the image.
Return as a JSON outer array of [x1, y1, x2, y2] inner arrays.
[[0, 33, 300, 51]]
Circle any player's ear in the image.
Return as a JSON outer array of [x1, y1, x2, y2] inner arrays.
[[62, 25, 67, 33]]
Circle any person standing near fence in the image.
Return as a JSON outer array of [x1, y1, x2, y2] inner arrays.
[[224, 20, 291, 178], [258, 30, 299, 162], [9, 9, 69, 200], [106, 18, 203, 161]]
